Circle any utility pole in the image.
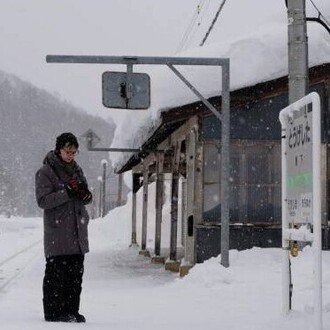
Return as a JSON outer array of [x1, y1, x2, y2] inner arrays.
[[284, 0, 309, 315], [287, 0, 308, 104]]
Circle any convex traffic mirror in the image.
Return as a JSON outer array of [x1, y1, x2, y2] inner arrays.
[[102, 71, 150, 109]]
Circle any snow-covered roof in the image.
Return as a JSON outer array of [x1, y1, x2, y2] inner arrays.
[[111, 1, 330, 170]]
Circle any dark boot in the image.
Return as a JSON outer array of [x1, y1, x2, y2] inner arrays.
[[43, 255, 85, 323], [45, 314, 77, 322], [64, 255, 85, 320], [43, 257, 66, 320], [72, 313, 86, 323]]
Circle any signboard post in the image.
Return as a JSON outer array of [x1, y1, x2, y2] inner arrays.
[[279, 92, 322, 329]]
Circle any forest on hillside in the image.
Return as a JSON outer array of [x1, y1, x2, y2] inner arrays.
[[0, 70, 121, 217]]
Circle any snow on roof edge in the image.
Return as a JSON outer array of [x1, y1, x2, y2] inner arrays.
[[111, 24, 330, 171]]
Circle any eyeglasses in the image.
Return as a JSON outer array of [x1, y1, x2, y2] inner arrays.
[[61, 148, 79, 156]]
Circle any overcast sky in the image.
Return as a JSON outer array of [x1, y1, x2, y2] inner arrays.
[[0, 0, 201, 123], [0, 0, 328, 125]]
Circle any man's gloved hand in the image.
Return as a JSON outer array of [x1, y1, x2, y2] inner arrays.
[[77, 182, 92, 204], [78, 189, 93, 204], [65, 178, 92, 203], [65, 178, 80, 198]]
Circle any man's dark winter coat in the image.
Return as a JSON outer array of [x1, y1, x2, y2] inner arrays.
[[35, 151, 91, 257]]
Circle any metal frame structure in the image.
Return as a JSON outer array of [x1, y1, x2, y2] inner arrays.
[[279, 92, 322, 330], [46, 54, 231, 267]]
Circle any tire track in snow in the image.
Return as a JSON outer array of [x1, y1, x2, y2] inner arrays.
[[0, 240, 42, 293], [0, 240, 41, 268]]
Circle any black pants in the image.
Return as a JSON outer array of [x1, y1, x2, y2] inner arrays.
[[43, 254, 84, 319]]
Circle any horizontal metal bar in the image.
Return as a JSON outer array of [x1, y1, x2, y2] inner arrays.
[[46, 55, 229, 66], [88, 147, 141, 153], [88, 147, 164, 153], [203, 182, 280, 187]]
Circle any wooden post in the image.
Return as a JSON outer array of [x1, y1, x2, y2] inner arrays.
[[179, 122, 203, 276], [139, 164, 150, 257], [98, 176, 102, 218], [239, 150, 248, 223], [101, 160, 107, 217], [152, 152, 165, 264], [165, 142, 183, 272], [180, 129, 196, 276], [181, 178, 187, 247], [170, 172, 179, 260], [117, 173, 123, 207], [130, 173, 139, 247]]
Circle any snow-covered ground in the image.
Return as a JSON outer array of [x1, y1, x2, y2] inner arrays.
[[1, 190, 330, 329]]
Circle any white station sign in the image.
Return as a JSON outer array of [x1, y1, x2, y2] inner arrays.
[[279, 92, 322, 330], [284, 103, 313, 224]]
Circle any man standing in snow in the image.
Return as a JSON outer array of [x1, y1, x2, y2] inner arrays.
[[35, 132, 92, 323]]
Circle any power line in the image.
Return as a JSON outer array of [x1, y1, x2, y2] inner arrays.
[[197, 0, 212, 28], [176, 15, 198, 53], [307, 17, 330, 34], [285, 0, 330, 34], [176, 0, 208, 53], [309, 0, 330, 27], [200, 0, 228, 47], [176, 3, 201, 53], [184, 0, 211, 50]]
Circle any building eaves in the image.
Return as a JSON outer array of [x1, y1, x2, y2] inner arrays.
[[116, 62, 329, 174]]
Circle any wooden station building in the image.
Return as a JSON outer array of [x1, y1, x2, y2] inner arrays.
[[116, 63, 330, 275]]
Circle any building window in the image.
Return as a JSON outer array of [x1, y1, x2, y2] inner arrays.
[[203, 141, 281, 224]]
